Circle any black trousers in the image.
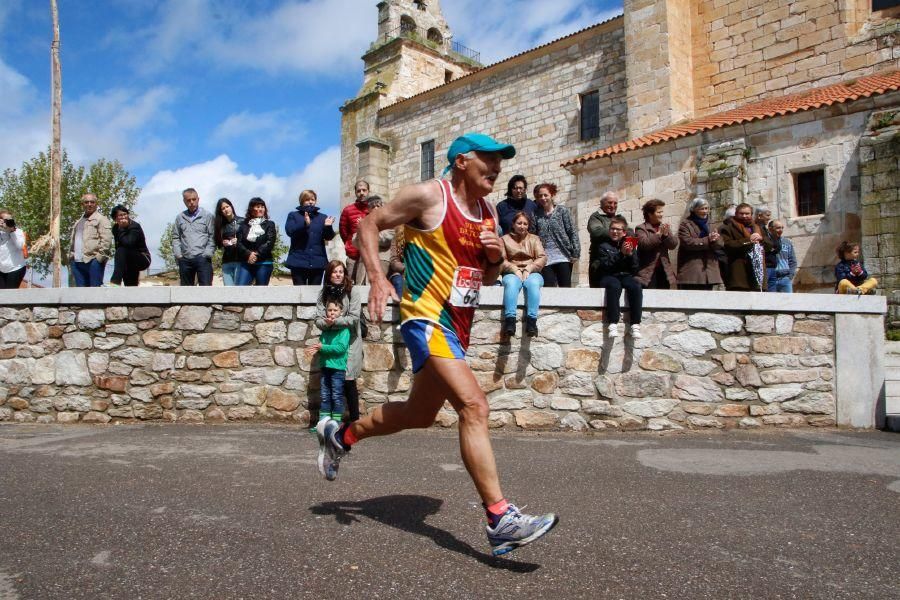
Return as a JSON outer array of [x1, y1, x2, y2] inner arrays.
[[541, 262, 573, 287], [599, 274, 642, 325], [0, 267, 26, 289], [290, 267, 325, 286], [679, 283, 714, 291], [111, 248, 151, 286], [178, 256, 213, 286]]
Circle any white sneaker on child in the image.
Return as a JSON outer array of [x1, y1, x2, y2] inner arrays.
[[630, 324, 642, 339], [607, 323, 620, 338]]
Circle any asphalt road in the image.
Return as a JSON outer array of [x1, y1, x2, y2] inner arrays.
[[0, 424, 898, 600]]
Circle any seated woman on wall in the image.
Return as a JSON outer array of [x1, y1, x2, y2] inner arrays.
[[236, 197, 277, 286], [834, 241, 878, 295], [501, 211, 546, 337], [676, 197, 723, 290], [109, 205, 151, 287], [635, 199, 678, 289], [593, 216, 642, 339], [719, 202, 772, 291], [533, 182, 579, 288]]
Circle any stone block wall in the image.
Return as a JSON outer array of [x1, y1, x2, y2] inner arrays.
[[0, 298, 854, 431], [691, 0, 898, 115]]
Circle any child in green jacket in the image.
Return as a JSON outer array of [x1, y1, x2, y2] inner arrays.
[[306, 300, 351, 424]]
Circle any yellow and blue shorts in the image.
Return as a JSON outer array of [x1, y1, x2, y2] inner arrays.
[[400, 319, 466, 373]]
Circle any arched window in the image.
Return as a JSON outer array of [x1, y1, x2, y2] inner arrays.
[[427, 28, 443, 45], [400, 15, 416, 35], [413, 0, 427, 11]]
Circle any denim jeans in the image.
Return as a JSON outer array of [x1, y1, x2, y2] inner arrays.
[[221, 262, 240, 286], [178, 256, 213, 286], [766, 268, 793, 293], [71, 259, 106, 287], [319, 367, 346, 418], [236, 262, 274, 286], [502, 272, 543, 319], [389, 273, 404, 298]]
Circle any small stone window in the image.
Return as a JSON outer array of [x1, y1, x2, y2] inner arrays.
[[444, 70, 453, 84], [414, 0, 427, 11], [421, 140, 435, 181], [873, 0, 900, 10], [580, 91, 600, 141], [427, 28, 443, 45], [793, 169, 826, 217]]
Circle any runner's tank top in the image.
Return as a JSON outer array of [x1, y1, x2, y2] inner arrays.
[[400, 179, 498, 350]]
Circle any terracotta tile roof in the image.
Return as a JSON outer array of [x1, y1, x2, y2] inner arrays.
[[381, 14, 623, 112], [563, 70, 900, 167]]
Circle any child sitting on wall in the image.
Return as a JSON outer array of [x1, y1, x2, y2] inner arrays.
[[834, 241, 878, 295]]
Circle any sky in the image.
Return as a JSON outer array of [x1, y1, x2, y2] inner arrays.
[[0, 0, 622, 270]]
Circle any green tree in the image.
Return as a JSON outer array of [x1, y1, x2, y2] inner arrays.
[[0, 149, 141, 276], [158, 222, 177, 272]]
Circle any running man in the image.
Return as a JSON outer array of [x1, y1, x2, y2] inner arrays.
[[317, 133, 558, 556]]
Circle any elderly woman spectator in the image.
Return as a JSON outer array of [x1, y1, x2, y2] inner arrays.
[[676, 197, 723, 290], [533, 183, 579, 288], [720, 202, 773, 291], [284, 189, 336, 286], [635, 199, 678, 289], [587, 191, 629, 288], [755, 206, 772, 230], [0, 207, 27, 289], [594, 216, 642, 339], [501, 211, 546, 337], [214, 198, 243, 286], [236, 197, 277, 286], [496, 175, 537, 235], [109, 205, 151, 287]]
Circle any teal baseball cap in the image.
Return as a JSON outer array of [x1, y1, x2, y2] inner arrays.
[[443, 133, 516, 175]]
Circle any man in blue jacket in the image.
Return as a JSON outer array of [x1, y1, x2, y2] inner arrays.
[[765, 220, 797, 293]]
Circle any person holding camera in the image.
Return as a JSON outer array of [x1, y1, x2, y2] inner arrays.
[[0, 208, 27, 289]]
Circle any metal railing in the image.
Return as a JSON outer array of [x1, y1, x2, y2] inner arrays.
[[372, 24, 480, 64]]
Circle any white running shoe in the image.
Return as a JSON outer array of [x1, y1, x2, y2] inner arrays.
[[485, 504, 559, 556], [630, 324, 642, 339], [607, 323, 620, 338]]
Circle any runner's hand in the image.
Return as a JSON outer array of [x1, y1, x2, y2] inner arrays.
[[480, 230, 503, 265], [368, 275, 399, 323]]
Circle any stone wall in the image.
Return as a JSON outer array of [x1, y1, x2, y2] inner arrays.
[[0, 288, 886, 430], [570, 92, 899, 290], [690, 0, 898, 115]]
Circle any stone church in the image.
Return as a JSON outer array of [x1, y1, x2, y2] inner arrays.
[[340, 0, 900, 325]]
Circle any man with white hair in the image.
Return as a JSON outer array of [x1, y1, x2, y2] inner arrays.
[[766, 220, 797, 293], [587, 191, 629, 287]]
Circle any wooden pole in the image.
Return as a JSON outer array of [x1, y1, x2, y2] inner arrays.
[[49, 0, 62, 287]]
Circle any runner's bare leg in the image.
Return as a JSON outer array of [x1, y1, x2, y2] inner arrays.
[[348, 356, 503, 504]]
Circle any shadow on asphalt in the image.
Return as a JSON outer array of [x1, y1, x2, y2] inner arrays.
[[310, 494, 540, 572]]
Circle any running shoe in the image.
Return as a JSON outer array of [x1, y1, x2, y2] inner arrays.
[[318, 419, 348, 481], [485, 504, 559, 556], [315, 419, 327, 477]]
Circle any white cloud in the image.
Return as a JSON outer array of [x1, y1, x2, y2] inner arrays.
[[211, 110, 305, 152], [134, 146, 341, 266], [0, 55, 177, 171], [135, 0, 374, 76]]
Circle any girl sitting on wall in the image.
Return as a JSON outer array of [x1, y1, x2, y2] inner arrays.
[[835, 241, 878, 295]]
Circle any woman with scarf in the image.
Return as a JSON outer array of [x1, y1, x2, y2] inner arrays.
[[213, 198, 243, 286], [284, 189, 336, 285], [313, 260, 364, 428], [719, 202, 772, 291], [236, 197, 277, 286], [109, 205, 151, 287], [676, 197, 723, 290]]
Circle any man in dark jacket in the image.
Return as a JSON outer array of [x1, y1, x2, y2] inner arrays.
[[285, 189, 336, 285], [593, 216, 642, 339], [496, 175, 536, 235], [587, 191, 629, 287]]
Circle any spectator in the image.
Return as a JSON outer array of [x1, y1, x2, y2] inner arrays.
[[716, 204, 738, 284], [387, 226, 406, 299], [533, 183, 579, 287], [720, 203, 772, 291], [754, 206, 772, 230], [69, 193, 112, 287], [594, 216, 642, 338], [109, 205, 151, 287], [765, 220, 797, 293], [0, 207, 27, 289], [835, 241, 878, 295], [496, 175, 537, 235], [173, 188, 215, 286], [635, 199, 678, 289], [315, 260, 364, 426], [501, 211, 546, 337], [213, 198, 243, 286], [236, 198, 277, 286], [676, 197, 723, 290], [305, 299, 351, 427], [363, 194, 395, 273], [587, 191, 629, 287], [339, 180, 371, 284], [284, 189, 336, 286]]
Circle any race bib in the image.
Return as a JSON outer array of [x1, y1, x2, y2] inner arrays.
[[449, 266, 483, 308]]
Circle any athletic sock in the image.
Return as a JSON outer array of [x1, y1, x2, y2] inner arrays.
[[485, 498, 510, 528], [339, 424, 358, 448]]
